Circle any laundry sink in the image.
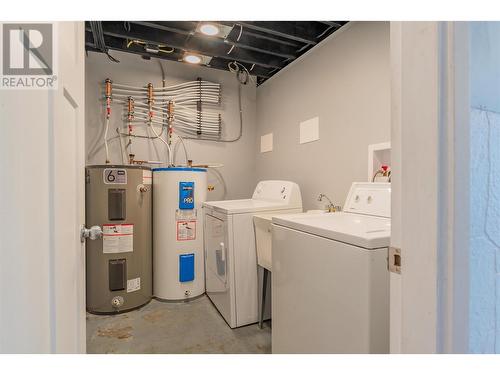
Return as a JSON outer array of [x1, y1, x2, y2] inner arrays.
[[253, 214, 275, 271]]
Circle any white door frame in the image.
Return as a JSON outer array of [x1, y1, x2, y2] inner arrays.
[[390, 21, 470, 353], [436, 21, 470, 354], [0, 21, 86, 354]]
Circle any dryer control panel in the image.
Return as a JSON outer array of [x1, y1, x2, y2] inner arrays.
[[252, 180, 302, 207]]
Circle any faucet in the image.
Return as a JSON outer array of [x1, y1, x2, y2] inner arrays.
[[317, 193, 341, 212]]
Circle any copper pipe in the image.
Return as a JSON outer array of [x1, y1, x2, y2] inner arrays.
[[105, 78, 112, 119], [105, 78, 112, 97]]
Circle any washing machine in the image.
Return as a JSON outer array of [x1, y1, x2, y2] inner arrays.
[[203, 180, 302, 328], [271, 182, 391, 353]]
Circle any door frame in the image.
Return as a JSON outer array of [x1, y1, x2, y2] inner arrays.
[[437, 21, 470, 354], [390, 21, 470, 353], [0, 21, 86, 354]]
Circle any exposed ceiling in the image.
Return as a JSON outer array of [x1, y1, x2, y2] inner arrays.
[[85, 21, 348, 85]]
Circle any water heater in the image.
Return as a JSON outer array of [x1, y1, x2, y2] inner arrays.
[[85, 165, 152, 313], [153, 167, 207, 300]]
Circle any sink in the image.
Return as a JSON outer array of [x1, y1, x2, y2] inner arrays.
[[253, 214, 274, 271]]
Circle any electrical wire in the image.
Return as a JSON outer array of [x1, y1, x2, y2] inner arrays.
[[90, 21, 119, 63], [228, 61, 255, 85], [236, 24, 243, 41], [227, 24, 243, 55]]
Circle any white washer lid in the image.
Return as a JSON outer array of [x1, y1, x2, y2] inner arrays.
[[203, 199, 301, 214], [272, 212, 391, 249]]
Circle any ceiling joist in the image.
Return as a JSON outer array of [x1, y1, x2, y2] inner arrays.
[[85, 21, 347, 85]]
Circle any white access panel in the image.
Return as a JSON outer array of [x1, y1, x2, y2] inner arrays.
[[260, 133, 273, 153], [204, 212, 235, 324], [299, 116, 320, 144], [272, 224, 389, 354]]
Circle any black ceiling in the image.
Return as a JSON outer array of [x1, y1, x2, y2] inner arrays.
[[85, 21, 348, 85]]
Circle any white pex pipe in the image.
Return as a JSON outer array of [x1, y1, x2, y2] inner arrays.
[[113, 91, 220, 99], [175, 111, 220, 119], [148, 121, 173, 166], [105, 79, 223, 158], [104, 117, 110, 163], [113, 81, 220, 91], [112, 93, 220, 102], [129, 114, 219, 132]]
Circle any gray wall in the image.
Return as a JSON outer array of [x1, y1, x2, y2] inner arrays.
[[255, 22, 390, 210], [86, 22, 390, 207], [85, 50, 257, 201]]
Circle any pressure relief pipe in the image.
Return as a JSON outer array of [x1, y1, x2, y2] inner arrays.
[[127, 96, 134, 163]]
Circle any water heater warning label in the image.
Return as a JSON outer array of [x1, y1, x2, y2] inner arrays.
[[102, 224, 134, 253], [127, 277, 141, 293], [176, 220, 196, 241]]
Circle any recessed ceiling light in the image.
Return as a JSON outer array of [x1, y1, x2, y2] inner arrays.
[[184, 54, 202, 64], [199, 23, 220, 36]]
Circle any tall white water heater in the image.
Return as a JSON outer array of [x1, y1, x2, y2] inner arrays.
[[153, 167, 207, 300]]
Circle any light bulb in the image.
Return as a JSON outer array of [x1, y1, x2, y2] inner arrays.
[[184, 54, 202, 64], [199, 23, 220, 36]]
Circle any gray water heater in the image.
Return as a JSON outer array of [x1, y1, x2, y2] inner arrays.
[[85, 165, 152, 314]]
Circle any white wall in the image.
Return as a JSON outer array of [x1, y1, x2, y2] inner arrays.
[[469, 22, 500, 353], [85, 51, 257, 201], [255, 22, 390, 210]]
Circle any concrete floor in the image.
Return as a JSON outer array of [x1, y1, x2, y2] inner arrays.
[[86, 295, 271, 354]]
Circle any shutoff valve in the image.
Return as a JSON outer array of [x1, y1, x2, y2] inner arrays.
[[81, 225, 103, 242], [137, 184, 150, 193]]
